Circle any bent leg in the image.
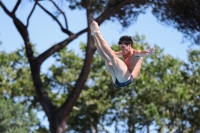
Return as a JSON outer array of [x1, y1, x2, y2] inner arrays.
[[93, 33, 115, 63], [110, 56, 132, 83], [106, 56, 143, 83], [130, 56, 143, 79], [105, 62, 116, 83], [105, 59, 131, 83], [95, 41, 111, 63]]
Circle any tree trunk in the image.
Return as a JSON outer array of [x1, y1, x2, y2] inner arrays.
[[49, 114, 66, 133]]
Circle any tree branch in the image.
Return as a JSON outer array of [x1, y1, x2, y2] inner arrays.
[[0, 1, 13, 17], [0, 1, 27, 43], [95, 0, 130, 25], [26, 2, 37, 28], [37, 1, 73, 35], [1, 0, 55, 119], [56, 0, 96, 121], [12, 0, 21, 15], [36, 28, 87, 65], [50, 0, 69, 29]]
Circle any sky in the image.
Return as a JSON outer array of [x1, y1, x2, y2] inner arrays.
[[0, 0, 195, 132]]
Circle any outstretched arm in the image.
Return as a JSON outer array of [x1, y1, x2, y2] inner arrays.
[[134, 47, 155, 57]]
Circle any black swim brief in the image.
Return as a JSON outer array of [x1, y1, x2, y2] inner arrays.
[[115, 75, 133, 87]]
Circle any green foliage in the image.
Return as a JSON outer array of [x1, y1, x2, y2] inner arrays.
[[67, 0, 150, 27], [0, 47, 38, 109], [0, 45, 43, 131], [0, 99, 39, 133], [43, 46, 84, 107]]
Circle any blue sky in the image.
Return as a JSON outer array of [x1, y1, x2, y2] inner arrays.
[[0, 0, 194, 131], [1, 1, 191, 60]]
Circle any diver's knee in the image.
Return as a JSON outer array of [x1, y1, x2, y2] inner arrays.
[[107, 62, 112, 66]]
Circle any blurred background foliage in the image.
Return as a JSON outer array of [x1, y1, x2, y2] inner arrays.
[[0, 99, 39, 133], [0, 34, 199, 132]]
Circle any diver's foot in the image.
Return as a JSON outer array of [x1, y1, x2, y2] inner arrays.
[[90, 21, 101, 36]]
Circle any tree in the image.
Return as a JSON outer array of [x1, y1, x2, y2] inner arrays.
[[180, 49, 200, 132], [0, 99, 39, 133], [0, 0, 150, 132], [151, 0, 200, 45]]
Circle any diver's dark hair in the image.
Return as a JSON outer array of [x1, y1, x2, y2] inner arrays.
[[118, 36, 133, 46]]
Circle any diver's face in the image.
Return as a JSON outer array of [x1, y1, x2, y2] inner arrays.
[[119, 43, 131, 55]]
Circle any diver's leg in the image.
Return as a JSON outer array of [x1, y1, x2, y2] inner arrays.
[[105, 61, 116, 83], [105, 56, 143, 83], [91, 21, 131, 82], [95, 41, 111, 62], [130, 56, 143, 79], [91, 21, 117, 61]]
